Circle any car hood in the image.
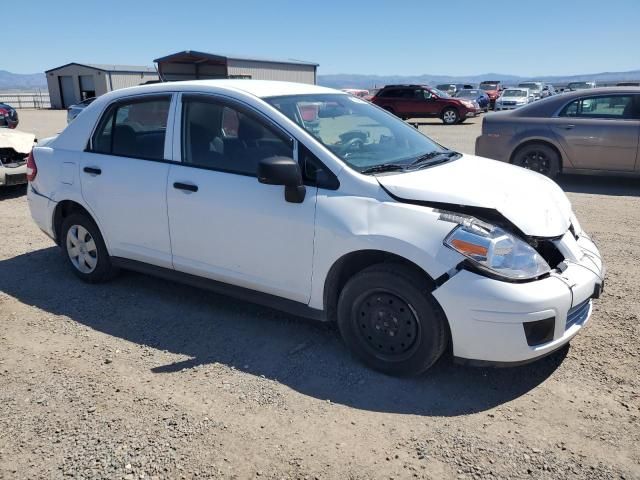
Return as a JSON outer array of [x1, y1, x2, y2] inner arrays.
[[0, 129, 35, 154], [376, 154, 572, 238]]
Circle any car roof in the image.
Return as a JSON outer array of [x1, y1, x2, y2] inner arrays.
[[501, 86, 640, 117], [100, 80, 340, 101]]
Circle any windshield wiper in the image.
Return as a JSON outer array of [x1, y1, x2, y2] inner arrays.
[[360, 163, 406, 174], [408, 150, 460, 169]]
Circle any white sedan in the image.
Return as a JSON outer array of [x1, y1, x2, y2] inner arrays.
[[26, 80, 604, 375]]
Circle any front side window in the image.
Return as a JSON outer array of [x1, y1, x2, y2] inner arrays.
[[181, 97, 293, 176], [91, 96, 170, 160], [266, 93, 451, 172], [560, 95, 635, 119]]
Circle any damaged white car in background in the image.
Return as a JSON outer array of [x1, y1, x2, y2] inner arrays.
[[0, 129, 35, 187]]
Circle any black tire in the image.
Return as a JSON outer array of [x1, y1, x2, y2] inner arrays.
[[60, 213, 118, 283], [441, 107, 459, 125], [512, 143, 561, 179], [337, 263, 448, 376]]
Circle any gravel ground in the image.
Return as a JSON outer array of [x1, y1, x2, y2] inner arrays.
[[0, 110, 639, 479]]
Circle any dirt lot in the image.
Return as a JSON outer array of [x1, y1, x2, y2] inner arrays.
[[0, 110, 639, 479]]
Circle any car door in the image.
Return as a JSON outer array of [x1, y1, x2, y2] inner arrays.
[[166, 93, 317, 303], [81, 94, 174, 268], [549, 94, 640, 171]]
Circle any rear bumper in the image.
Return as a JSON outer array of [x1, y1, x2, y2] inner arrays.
[[474, 134, 511, 162], [433, 233, 604, 364], [0, 163, 27, 186]]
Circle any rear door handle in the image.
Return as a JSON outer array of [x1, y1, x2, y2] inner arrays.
[[561, 124, 575, 130], [83, 167, 101, 175], [173, 182, 198, 192]]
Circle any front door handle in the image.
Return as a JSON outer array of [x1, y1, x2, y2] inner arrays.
[[173, 182, 198, 192], [561, 124, 575, 130], [83, 167, 101, 175]]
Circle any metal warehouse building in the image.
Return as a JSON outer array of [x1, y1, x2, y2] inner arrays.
[[45, 63, 159, 108], [154, 50, 318, 85]]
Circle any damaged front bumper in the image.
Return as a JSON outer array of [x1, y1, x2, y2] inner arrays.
[[433, 232, 605, 364]]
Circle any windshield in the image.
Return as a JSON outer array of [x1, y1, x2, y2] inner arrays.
[[436, 84, 454, 91], [502, 89, 527, 97], [518, 83, 541, 91], [455, 90, 479, 98], [431, 88, 451, 98], [265, 94, 451, 172], [480, 83, 498, 91]]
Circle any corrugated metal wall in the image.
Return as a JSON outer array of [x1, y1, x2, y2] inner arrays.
[[107, 72, 159, 90], [227, 60, 316, 84], [159, 63, 227, 81], [45, 65, 110, 108]]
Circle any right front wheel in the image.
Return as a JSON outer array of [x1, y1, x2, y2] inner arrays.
[[337, 263, 448, 376], [441, 108, 459, 125]]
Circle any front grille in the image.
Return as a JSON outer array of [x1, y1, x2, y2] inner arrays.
[[533, 239, 565, 269], [566, 300, 591, 330], [502, 101, 516, 106]]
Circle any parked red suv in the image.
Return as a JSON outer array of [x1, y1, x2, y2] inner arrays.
[[479, 80, 504, 109], [371, 85, 479, 124]]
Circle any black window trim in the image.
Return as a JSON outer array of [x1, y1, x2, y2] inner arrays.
[[86, 93, 174, 161], [554, 93, 640, 121]]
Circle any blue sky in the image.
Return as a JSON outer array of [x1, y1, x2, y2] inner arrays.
[[4, 0, 640, 76]]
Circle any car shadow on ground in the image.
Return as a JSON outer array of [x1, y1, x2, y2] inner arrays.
[[0, 185, 27, 200], [558, 174, 640, 197], [0, 246, 568, 417]]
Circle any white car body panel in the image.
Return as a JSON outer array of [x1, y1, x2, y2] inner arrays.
[[26, 79, 605, 365], [376, 154, 572, 238], [0, 129, 35, 153], [167, 165, 318, 303]]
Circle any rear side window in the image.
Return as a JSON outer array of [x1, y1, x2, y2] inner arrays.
[[559, 95, 635, 119], [379, 88, 410, 98], [91, 96, 171, 160]]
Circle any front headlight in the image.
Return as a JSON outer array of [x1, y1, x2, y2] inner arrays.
[[461, 100, 475, 108], [440, 212, 550, 280]]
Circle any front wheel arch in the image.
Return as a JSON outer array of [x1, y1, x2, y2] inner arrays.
[[323, 250, 439, 323]]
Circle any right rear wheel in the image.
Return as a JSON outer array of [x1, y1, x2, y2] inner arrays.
[[61, 213, 118, 283], [512, 143, 561, 179]]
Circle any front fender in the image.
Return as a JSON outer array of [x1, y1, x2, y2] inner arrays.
[[308, 191, 462, 310]]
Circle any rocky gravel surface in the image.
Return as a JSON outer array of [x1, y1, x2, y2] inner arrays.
[[1, 112, 639, 479]]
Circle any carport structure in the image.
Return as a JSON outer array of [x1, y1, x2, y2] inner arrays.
[[154, 50, 318, 85]]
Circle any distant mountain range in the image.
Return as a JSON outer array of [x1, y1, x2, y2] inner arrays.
[[2, 68, 639, 92], [317, 70, 640, 89], [0, 70, 47, 91]]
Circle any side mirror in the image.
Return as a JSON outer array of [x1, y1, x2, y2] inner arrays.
[[258, 156, 306, 203]]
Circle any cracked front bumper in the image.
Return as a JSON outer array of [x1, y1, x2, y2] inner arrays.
[[433, 233, 604, 364]]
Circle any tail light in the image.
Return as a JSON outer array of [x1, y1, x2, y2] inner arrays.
[[26, 150, 37, 182]]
